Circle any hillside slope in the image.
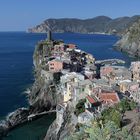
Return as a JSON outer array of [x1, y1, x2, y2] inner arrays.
[[115, 19, 140, 57], [28, 15, 140, 34]]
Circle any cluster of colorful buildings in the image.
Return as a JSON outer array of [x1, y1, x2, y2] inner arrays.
[[100, 63, 140, 103], [35, 32, 140, 125]]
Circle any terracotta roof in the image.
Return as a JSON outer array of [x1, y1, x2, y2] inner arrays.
[[68, 44, 76, 49], [101, 67, 113, 75], [86, 95, 96, 104], [99, 92, 120, 103]]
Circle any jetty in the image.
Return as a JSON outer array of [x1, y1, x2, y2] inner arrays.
[[95, 59, 125, 65], [28, 110, 56, 121]]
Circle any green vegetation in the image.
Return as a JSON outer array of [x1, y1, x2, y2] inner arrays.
[[29, 16, 140, 35], [68, 99, 138, 140], [101, 107, 121, 128], [100, 99, 137, 128], [115, 98, 137, 113], [42, 40, 50, 45], [128, 20, 140, 43], [74, 99, 86, 116], [66, 120, 136, 140]]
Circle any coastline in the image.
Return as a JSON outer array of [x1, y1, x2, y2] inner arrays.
[[27, 31, 114, 36], [3, 114, 55, 140], [0, 32, 135, 139]]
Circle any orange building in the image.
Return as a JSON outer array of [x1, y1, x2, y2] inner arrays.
[[99, 91, 120, 105]]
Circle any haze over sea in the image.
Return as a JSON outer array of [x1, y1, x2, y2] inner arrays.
[[0, 32, 133, 139]]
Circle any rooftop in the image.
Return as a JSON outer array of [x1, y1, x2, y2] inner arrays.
[[99, 92, 120, 103], [87, 95, 97, 104]]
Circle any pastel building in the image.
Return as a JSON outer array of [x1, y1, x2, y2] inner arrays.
[[130, 61, 140, 81], [60, 72, 94, 103], [100, 66, 132, 83], [85, 54, 95, 64], [60, 72, 85, 102], [119, 80, 139, 93], [48, 59, 63, 72], [67, 44, 76, 49], [100, 66, 114, 79]]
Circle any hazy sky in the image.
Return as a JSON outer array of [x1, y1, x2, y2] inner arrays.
[[0, 0, 140, 31]]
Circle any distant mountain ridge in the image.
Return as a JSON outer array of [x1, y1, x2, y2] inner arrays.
[[28, 15, 140, 34]]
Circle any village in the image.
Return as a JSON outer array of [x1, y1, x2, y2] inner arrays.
[[33, 31, 140, 133]]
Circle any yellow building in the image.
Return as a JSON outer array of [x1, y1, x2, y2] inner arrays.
[[119, 82, 128, 93], [86, 54, 95, 64], [64, 82, 72, 102], [119, 80, 133, 93]]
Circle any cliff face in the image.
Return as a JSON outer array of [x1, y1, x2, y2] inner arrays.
[[28, 16, 140, 34], [0, 39, 61, 138], [28, 40, 62, 114], [44, 102, 76, 140], [115, 19, 140, 57]]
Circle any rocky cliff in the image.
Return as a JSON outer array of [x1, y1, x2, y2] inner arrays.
[[115, 19, 140, 57], [44, 102, 76, 140], [0, 38, 61, 138], [28, 15, 140, 35]]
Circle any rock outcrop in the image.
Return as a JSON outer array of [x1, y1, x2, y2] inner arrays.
[[115, 19, 140, 57], [0, 108, 29, 137], [0, 37, 60, 138], [44, 102, 77, 140]]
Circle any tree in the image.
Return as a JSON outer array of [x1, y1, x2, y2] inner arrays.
[[116, 99, 137, 113], [74, 99, 86, 116], [129, 100, 137, 110], [101, 107, 121, 128], [67, 120, 137, 140]]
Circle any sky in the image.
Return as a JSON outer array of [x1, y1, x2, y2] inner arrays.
[[0, 0, 140, 31]]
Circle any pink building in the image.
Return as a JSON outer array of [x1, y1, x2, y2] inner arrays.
[[67, 44, 76, 49], [48, 59, 63, 72], [100, 66, 113, 78], [129, 83, 139, 93]]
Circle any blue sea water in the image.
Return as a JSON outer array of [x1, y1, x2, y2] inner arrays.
[[0, 32, 133, 139], [0, 32, 46, 117]]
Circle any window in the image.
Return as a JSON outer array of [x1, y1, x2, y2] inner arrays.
[[50, 63, 54, 66]]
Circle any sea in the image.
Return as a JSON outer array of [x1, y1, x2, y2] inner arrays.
[[0, 32, 135, 140]]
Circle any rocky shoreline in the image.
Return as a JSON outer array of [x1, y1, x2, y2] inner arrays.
[[114, 39, 138, 58], [114, 19, 140, 58], [1, 29, 139, 140], [0, 36, 58, 138], [0, 77, 58, 137], [0, 108, 29, 137]]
